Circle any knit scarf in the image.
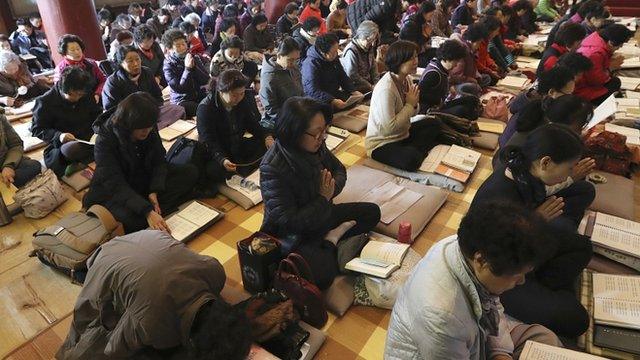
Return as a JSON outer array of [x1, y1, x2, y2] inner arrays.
[[506, 166, 547, 208]]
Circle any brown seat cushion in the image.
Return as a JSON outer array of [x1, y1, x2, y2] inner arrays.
[[588, 172, 635, 220], [334, 165, 448, 241]]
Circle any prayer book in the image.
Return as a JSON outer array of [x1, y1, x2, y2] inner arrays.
[[477, 119, 505, 134], [343, 93, 365, 108], [344, 235, 410, 278], [325, 126, 350, 152], [497, 76, 530, 90], [225, 171, 262, 206], [586, 94, 617, 130], [520, 341, 607, 359], [158, 119, 196, 141], [592, 273, 640, 330], [581, 212, 640, 272], [419, 145, 475, 183], [620, 76, 640, 91], [164, 200, 223, 242], [441, 145, 481, 173], [627, 91, 640, 99], [621, 57, 640, 69], [593, 324, 640, 355], [61, 163, 95, 192], [4, 100, 35, 122], [359, 181, 422, 224]]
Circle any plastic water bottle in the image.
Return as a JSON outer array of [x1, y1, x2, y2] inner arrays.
[[398, 221, 412, 244]]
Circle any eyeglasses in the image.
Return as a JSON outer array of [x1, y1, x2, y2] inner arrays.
[[305, 127, 329, 141]]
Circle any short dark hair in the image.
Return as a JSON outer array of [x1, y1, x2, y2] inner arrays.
[[302, 17, 321, 32], [537, 65, 576, 94], [576, 0, 603, 17], [180, 21, 197, 34], [116, 13, 132, 25], [315, 33, 339, 54], [512, 0, 532, 12], [0, 34, 8, 43], [189, 299, 252, 360], [251, 14, 268, 27], [277, 36, 300, 56], [385, 40, 418, 73], [418, 1, 436, 14], [111, 92, 160, 130], [59, 66, 94, 94], [463, 23, 488, 42], [442, 0, 457, 10], [128, 2, 142, 13], [500, 4, 514, 16], [167, 0, 183, 6], [336, 0, 348, 10], [115, 45, 140, 65], [500, 123, 584, 176], [554, 22, 587, 47], [458, 201, 554, 276], [97, 8, 113, 22], [134, 24, 156, 42], [276, 97, 332, 148], [116, 30, 134, 43], [479, 15, 501, 32], [219, 18, 237, 33], [158, 8, 171, 17], [546, 94, 593, 130], [599, 23, 634, 47], [162, 28, 188, 48], [437, 39, 467, 61], [29, 12, 41, 21], [221, 35, 244, 50], [585, 8, 609, 20], [216, 69, 249, 92], [483, 6, 502, 17], [223, 4, 239, 17], [58, 34, 85, 55], [284, 2, 299, 14], [556, 51, 593, 74], [15, 18, 31, 27]]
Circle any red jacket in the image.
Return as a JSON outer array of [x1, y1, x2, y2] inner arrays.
[[299, 5, 327, 34], [476, 40, 498, 75], [542, 43, 568, 72], [575, 31, 612, 101]]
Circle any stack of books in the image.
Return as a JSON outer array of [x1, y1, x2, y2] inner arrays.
[[590, 273, 640, 355], [420, 145, 482, 183], [582, 212, 640, 272]]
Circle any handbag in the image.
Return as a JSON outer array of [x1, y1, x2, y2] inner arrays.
[[482, 95, 510, 122], [237, 232, 283, 293], [273, 253, 328, 328], [14, 168, 68, 219]]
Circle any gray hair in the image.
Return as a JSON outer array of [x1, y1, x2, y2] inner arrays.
[[354, 20, 379, 40], [0, 50, 20, 71], [184, 12, 201, 25]]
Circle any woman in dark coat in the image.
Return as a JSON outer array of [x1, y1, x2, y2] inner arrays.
[[471, 123, 595, 338], [260, 97, 381, 289], [83, 92, 198, 234], [31, 66, 102, 177]]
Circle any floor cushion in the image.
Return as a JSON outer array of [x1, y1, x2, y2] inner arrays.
[[331, 105, 369, 133], [588, 171, 635, 220], [363, 158, 466, 192], [218, 184, 261, 210], [472, 118, 505, 151], [323, 275, 356, 316], [334, 164, 448, 241]]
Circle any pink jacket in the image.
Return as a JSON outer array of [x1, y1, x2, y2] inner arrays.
[[54, 57, 106, 96], [575, 31, 612, 101]]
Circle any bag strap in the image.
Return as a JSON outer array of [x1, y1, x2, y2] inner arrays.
[[278, 258, 300, 278], [86, 205, 119, 234], [287, 253, 315, 283]]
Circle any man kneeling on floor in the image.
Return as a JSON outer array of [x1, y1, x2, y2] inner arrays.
[[56, 230, 252, 360], [385, 201, 563, 359]]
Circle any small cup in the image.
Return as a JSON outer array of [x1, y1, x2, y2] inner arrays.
[[398, 221, 412, 244]]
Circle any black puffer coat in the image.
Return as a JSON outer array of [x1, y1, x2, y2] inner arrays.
[[346, 0, 400, 36]]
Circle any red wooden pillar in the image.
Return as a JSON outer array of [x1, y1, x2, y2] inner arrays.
[[264, 0, 291, 24], [35, 0, 106, 65]]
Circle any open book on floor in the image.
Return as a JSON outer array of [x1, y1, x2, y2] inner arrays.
[[621, 57, 640, 69], [4, 100, 35, 122], [419, 145, 481, 183], [159, 120, 196, 141], [520, 341, 608, 359], [325, 126, 350, 152], [164, 200, 223, 242], [582, 212, 640, 272], [592, 273, 640, 331], [344, 234, 410, 278], [620, 76, 640, 91], [497, 76, 530, 90]]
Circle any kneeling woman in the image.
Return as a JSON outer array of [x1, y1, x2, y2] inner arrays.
[[260, 97, 381, 289], [84, 92, 198, 234], [366, 40, 444, 172], [471, 124, 595, 338]]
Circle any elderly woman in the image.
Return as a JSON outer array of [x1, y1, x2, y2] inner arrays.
[[54, 34, 107, 102], [0, 114, 41, 187], [260, 97, 381, 289], [340, 20, 380, 93], [209, 36, 259, 83], [84, 92, 198, 234], [0, 51, 49, 106]]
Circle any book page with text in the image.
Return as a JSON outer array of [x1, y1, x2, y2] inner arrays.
[[596, 213, 640, 235], [593, 273, 640, 301], [520, 341, 607, 360], [591, 225, 640, 257], [360, 241, 410, 265], [179, 201, 220, 227], [165, 215, 200, 242]]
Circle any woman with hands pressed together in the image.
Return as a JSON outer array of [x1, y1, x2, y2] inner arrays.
[[471, 123, 595, 339], [366, 40, 444, 172], [260, 97, 380, 289], [83, 92, 198, 234]]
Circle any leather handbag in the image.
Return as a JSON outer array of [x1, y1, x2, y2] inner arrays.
[[14, 168, 68, 219], [273, 253, 328, 328], [482, 95, 510, 123]]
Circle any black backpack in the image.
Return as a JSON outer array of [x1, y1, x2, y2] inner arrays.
[[165, 136, 206, 167]]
